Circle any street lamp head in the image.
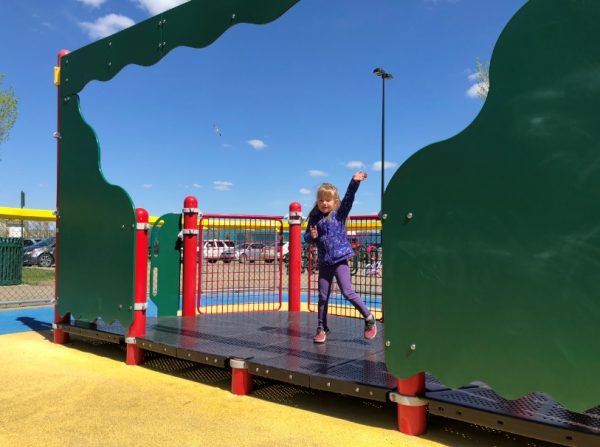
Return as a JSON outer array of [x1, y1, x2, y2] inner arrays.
[[373, 67, 393, 80]]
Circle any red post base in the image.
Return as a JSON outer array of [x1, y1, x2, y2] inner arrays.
[[230, 359, 253, 395], [53, 309, 70, 344], [126, 344, 145, 365], [396, 372, 427, 436], [397, 404, 427, 435], [53, 327, 70, 344]]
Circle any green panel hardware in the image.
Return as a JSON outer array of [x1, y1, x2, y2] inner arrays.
[[149, 214, 182, 317], [383, 0, 600, 413]]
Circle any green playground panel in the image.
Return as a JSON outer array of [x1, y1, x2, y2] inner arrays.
[[383, 0, 600, 413], [57, 96, 136, 325], [56, 0, 299, 327], [149, 214, 182, 317]]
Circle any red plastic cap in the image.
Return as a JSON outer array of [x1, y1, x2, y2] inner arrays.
[[136, 208, 149, 223], [289, 201, 302, 213], [184, 196, 198, 208], [57, 50, 70, 63]]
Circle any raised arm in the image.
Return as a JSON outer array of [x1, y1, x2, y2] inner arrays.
[[337, 171, 367, 220]]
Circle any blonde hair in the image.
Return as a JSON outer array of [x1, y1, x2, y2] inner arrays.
[[308, 183, 341, 218]]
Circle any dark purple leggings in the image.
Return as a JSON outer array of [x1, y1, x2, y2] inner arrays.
[[318, 260, 371, 328]]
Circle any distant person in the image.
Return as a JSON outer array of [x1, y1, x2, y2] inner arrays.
[[304, 171, 377, 343]]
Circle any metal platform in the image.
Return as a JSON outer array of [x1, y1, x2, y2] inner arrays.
[[56, 312, 600, 447]]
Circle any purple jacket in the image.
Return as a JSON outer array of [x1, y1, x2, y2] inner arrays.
[[304, 178, 360, 266]]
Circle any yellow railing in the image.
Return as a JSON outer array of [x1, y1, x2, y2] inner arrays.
[[0, 207, 382, 231]]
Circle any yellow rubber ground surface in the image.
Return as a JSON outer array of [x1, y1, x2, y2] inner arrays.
[[0, 330, 555, 447]]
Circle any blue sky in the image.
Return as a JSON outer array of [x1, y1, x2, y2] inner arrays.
[[1, 0, 526, 217]]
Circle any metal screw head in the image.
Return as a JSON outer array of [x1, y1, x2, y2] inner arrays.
[[410, 343, 417, 351], [406, 212, 413, 220], [385, 340, 391, 347]]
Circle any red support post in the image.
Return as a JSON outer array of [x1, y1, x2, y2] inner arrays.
[[287, 202, 302, 312], [53, 49, 71, 345], [182, 196, 199, 317], [126, 208, 149, 365], [230, 359, 253, 395], [396, 372, 428, 435]]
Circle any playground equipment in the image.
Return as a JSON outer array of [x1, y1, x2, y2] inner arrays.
[[51, 1, 599, 446]]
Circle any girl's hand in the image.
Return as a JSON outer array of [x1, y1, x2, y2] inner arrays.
[[310, 225, 318, 239], [353, 171, 368, 182]]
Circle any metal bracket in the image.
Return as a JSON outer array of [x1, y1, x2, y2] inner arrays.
[[389, 392, 428, 406], [287, 211, 303, 225], [182, 207, 199, 214], [136, 223, 150, 230], [182, 229, 199, 235], [125, 337, 137, 345], [133, 302, 148, 311], [229, 358, 248, 369]]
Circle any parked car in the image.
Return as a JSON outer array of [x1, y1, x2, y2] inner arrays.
[[23, 238, 42, 248], [263, 241, 289, 263], [203, 239, 235, 263], [23, 237, 56, 267], [221, 242, 267, 263]]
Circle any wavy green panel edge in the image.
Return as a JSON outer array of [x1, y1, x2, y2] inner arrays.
[[57, 0, 299, 327], [60, 0, 299, 94], [57, 95, 136, 325], [383, 0, 600, 413]]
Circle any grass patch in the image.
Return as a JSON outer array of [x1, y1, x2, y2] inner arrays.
[[21, 267, 55, 285]]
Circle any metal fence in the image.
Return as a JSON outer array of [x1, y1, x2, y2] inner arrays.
[[197, 214, 285, 314], [0, 218, 56, 307], [307, 215, 383, 320]]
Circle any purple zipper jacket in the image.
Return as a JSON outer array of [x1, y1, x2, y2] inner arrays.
[[303, 178, 360, 266]]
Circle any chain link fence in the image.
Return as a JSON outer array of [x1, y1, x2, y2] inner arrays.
[[0, 218, 56, 307]]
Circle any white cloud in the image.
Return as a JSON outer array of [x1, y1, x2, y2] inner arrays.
[[214, 181, 233, 191], [344, 161, 366, 170], [79, 14, 135, 39], [76, 0, 107, 7], [192, 183, 202, 189], [308, 169, 327, 177], [134, 0, 190, 15], [372, 161, 398, 171], [142, 183, 153, 188], [299, 188, 311, 195], [222, 143, 232, 148], [247, 139, 267, 150]]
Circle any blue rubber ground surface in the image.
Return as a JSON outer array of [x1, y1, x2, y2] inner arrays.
[[0, 301, 159, 335]]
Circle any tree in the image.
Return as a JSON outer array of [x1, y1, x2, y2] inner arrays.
[[0, 72, 18, 147], [474, 59, 490, 100]]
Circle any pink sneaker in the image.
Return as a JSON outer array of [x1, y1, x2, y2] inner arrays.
[[364, 319, 377, 340], [313, 327, 327, 343]]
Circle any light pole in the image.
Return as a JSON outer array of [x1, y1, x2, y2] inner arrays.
[[373, 67, 393, 212]]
